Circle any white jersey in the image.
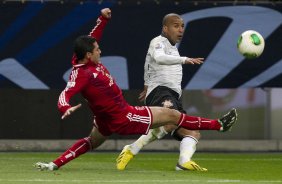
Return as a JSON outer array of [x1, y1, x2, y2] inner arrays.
[[144, 35, 187, 98]]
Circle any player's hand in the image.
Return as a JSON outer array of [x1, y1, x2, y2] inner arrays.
[[61, 104, 82, 120], [101, 8, 111, 19], [138, 86, 148, 102], [184, 58, 204, 65]]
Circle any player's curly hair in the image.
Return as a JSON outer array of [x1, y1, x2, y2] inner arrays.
[[74, 35, 96, 60]]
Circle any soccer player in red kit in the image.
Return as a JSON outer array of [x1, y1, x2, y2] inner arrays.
[[35, 8, 238, 171]]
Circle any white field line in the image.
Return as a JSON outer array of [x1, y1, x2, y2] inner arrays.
[[0, 179, 281, 183], [1, 157, 282, 161], [123, 158, 282, 161]]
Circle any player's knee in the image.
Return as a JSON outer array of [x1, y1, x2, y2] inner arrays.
[[160, 108, 179, 122], [88, 129, 106, 149], [187, 130, 201, 140], [172, 128, 201, 141], [89, 135, 104, 149], [82, 136, 93, 150], [160, 100, 179, 121], [168, 108, 181, 119], [163, 124, 177, 133]]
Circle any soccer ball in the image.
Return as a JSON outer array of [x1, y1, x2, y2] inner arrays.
[[237, 30, 265, 59]]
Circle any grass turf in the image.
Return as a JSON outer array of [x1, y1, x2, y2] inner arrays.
[[0, 152, 281, 184]]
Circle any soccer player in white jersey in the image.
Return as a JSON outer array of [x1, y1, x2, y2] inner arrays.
[[116, 13, 208, 171]]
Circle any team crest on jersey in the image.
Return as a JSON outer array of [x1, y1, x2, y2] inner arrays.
[[162, 100, 173, 108], [155, 43, 162, 50]]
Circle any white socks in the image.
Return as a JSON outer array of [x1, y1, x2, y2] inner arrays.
[[128, 128, 198, 165], [178, 136, 198, 165], [129, 127, 168, 155]]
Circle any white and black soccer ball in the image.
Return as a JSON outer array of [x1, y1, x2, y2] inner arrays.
[[237, 30, 265, 59]]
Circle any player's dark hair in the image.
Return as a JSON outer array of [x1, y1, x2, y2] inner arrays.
[[74, 35, 96, 60]]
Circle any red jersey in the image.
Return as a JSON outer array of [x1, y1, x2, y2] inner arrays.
[[58, 15, 128, 120], [58, 15, 152, 136]]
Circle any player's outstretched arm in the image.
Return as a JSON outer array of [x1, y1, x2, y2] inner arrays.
[[61, 103, 82, 120], [89, 8, 111, 42], [184, 57, 204, 65]]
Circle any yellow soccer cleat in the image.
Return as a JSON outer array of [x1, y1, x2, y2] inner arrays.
[[175, 160, 208, 171], [116, 145, 134, 170]]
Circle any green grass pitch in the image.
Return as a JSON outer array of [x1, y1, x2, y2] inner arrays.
[[0, 152, 281, 184]]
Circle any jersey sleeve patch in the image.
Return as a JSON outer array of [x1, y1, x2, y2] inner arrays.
[[155, 43, 163, 50]]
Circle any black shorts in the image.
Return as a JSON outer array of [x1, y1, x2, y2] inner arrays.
[[145, 86, 186, 114], [145, 86, 186, 141]]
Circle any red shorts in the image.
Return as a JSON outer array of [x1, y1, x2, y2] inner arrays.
[[94, 106, 153, 136]]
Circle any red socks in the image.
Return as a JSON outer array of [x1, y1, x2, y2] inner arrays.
[[177, 113, 221, 130], [53, 137, 92, 168], [51, 114, 220, 168]]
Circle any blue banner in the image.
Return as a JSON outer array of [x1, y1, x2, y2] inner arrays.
[[0, 1, 281, 89]]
